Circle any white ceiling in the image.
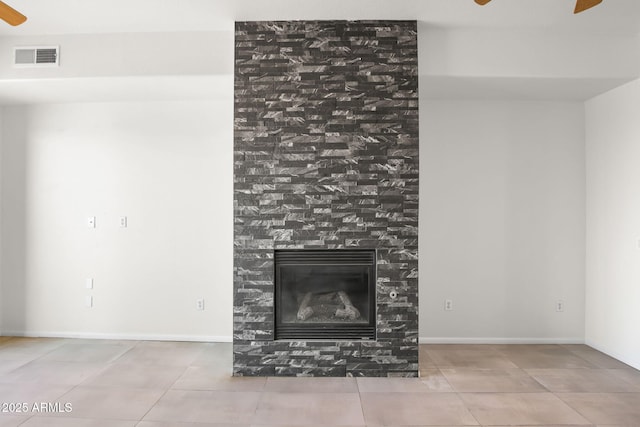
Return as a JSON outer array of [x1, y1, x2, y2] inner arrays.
[[2, 0, 640, 36]]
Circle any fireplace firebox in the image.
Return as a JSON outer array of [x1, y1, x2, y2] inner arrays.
[[274, 250, 376, 340]]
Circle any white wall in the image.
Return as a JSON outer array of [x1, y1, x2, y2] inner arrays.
[[420, 27, 640, 80], [0, 100, 233, 340], [0, 109, 3, 335], [2, 28, 638, 104], [0, 98, 590, 344], [420, 100, 586, 343], [0, 32, 233, 79], [585, 79, 640, 370], [0, 28, 598, 344]]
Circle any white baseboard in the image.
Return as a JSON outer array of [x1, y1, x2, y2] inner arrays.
[[2, 332, 585, 346], [419, 337, 585, 345], [1, 331, 233, 343]]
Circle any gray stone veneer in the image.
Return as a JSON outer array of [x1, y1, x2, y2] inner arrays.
[[233, 20, 419, 376]]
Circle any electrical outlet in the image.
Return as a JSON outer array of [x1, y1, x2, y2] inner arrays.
[[556, 300, 565, 312], [119, 216, 128, 228], [87, 216, 96, 228], [196, 299, 205, 311], [444, 299, 453, 311]]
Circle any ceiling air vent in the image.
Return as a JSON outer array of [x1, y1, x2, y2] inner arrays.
[[13, 46, 59, 67]]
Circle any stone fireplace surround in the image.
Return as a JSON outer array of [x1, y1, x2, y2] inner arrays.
[[233, 20, 419, 376]]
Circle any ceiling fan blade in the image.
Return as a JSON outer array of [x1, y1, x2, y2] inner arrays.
[[574, 0, 603, 14], [0, 1, 27, 26], [474, 0, 492, 5]]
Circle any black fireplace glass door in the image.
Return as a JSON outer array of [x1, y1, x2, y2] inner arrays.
[[274, 250, 376, 340]]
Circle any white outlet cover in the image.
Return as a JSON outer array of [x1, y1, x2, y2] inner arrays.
[[85, 295, 93, 308], [87, 216, 96, 228], [85, 278, 93, 289]]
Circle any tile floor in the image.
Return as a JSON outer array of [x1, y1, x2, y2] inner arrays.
[[1, 337, 640, 426]]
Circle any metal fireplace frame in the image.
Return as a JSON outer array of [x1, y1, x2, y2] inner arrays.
[[274, 249, 377, 341]]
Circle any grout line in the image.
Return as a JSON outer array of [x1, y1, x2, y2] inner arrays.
[[356, 378, 367, 426], [455, 390, 483, 427], [136, 387, 171, 424], [552, 391, 599, 425], [251, 377, 269, 425]]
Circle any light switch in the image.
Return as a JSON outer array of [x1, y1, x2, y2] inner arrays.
[[85, 278, 93, 289], [85, 296, 93, 308]]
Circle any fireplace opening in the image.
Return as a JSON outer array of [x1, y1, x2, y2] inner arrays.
[[274, 249, 376, 340]]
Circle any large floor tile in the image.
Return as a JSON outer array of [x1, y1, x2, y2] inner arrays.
[[418, 346, 437, 369], [557, 392, 640, 425], [0, 383, 74, 409], [425, 344, 501, 351], [53, 387, 165, 421], [254, 392, 365, 425], [497, 345, 596, 369], [114, 341, 204, 367], [440, 368, 546, 392], [562, 344, 634, 369], [460, 392, 589, 425], [249, 425, 363, 427], [144, 390, 260, 424], [424, 346, 518, 369], [0, 359, 29, 376], [361, 392, 478, 426], [357, 374, 452, 393], [607, 366, 640, 388], [138, 422, 244, 427], [526, 368, 640, 392], [0, 337, 68, 349], [265, 377, 358, 393], [0, 338, 68, 363], [0, 416, 26, 427], [19, 417, 137, 426], [39, 341, 134, 364], [420, 369, 455, 391], [190, 342, 233, 368], [0, 361, 107, 386], [172, 366, 266, 391], [81, 362, 186, 389]]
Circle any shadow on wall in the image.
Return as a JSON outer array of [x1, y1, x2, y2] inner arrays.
[[1, 107, 29, 334]]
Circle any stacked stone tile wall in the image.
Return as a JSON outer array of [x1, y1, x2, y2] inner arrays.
[[233, 20, 419, 376]]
